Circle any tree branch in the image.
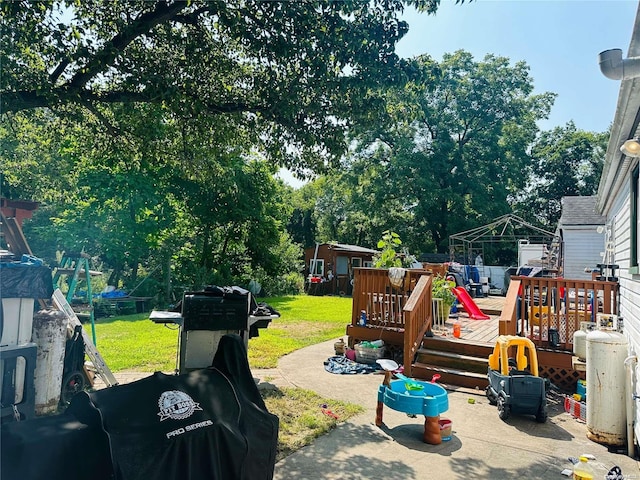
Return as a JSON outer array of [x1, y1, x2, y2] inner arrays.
[[78, 98, 122, 137], [49, 58, 71, 84], [67, 1, 189, 89], [1, 87, 267, 116]]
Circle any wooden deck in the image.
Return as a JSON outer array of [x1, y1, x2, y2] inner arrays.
[[432, 295, 504, 345]]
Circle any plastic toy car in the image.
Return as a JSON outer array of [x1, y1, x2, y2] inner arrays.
[[485, 335, 547, 423]]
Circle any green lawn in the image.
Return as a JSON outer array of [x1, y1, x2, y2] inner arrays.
[[92, 294, 353, 372]]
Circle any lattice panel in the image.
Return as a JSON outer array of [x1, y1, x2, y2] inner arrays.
[[540, 365, 584, 392]]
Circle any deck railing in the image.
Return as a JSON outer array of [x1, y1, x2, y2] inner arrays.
[[351, 268, 433, 375], [402, 275, 433, 376], [500, 276, 619, 351]]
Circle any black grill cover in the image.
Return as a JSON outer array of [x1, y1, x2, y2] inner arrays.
[[0, 412, 113, 480], [68, 333, 278, 480], [2, 334, 278, 480]]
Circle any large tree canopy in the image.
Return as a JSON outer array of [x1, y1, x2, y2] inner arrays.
[[0, 103, 298, 296], [513, 121, 608, 227], [312, 51, 557, 254], [2, 0, 452, 173]]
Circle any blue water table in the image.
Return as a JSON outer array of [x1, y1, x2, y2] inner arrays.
[[375, 359, 449, 444]]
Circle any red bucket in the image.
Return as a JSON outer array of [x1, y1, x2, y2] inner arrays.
[[439, 418, 452, 441]]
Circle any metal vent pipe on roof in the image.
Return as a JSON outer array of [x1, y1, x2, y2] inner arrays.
[[599, 48, 640, 80]]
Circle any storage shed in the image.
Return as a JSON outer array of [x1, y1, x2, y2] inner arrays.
[[556, 196, 606, 280], [304, 243, 379, 295]]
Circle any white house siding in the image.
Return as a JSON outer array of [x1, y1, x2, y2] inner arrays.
[[594, 3, 640, 453], [561, 227, 606, 279], [609, 184, 640, 444]]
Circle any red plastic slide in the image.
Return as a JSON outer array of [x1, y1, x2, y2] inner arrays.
[[452, 286, 490, 320]]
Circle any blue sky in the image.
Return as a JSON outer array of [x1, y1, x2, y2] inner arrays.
[[397, 0, 638, 133]]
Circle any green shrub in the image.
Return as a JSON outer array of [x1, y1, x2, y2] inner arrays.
[[258, 271, 304, 296]]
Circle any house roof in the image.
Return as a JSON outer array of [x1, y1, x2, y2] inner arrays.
[[596, 4, 640, 214], [558, 196, 605, 226], [327, 243, 379, 255]]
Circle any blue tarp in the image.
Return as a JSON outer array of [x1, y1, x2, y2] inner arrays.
[[100, 290, 128, 298]]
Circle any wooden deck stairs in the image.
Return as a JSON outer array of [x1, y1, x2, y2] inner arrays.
[[348, 269, 600, 393], [412, 336, 492, 391], [407, 294, 589, 393], [410, 297, 503, 390]]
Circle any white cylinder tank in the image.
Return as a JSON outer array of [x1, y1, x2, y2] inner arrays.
[[573, 329, 587, 361], [586, 329, 628, 446]]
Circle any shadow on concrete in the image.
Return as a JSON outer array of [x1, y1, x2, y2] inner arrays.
[[276, 421, 418, 479]]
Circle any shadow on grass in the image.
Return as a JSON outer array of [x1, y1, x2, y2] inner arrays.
[[260, 385, 364, 462]]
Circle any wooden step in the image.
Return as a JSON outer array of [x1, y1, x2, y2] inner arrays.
[[411, 336, 493, 389], [411, 362, 489, 391], [421, 335, 494, 357], [416, 349, 489, 375]]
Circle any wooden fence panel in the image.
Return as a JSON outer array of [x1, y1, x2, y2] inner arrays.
[[501, 276, 619, 352]]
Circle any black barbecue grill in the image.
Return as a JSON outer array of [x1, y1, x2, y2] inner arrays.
[[150, 286, 279, 374]]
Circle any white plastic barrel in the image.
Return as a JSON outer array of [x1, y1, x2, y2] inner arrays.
[[586, 329, 628, 446]]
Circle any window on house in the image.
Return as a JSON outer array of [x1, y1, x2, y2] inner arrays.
[[351, 257, 362, 268], [309, 259, 324, 276], [336, 256, 348, 275], [632, 164, 640, 271], [363, 260, 373, 267]]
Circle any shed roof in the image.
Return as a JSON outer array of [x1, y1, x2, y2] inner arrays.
[[327, 243, 379, 255], [558, 196, 606, 226], [305, 243, 379, 255]]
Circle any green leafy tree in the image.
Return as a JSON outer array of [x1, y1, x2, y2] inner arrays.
[[314, 165, 414, 250], [2, 100, 294, 299], [513, 122, 608, 227], [320, 51, 555, 254], [287, 181, 322, 249], [4, 0, 480, 299], [3, 0, 455, 171]]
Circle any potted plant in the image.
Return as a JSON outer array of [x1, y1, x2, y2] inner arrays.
[[372, 230, 403, 269], [432, 275, 456, 320], [372, 231, 417, 288]]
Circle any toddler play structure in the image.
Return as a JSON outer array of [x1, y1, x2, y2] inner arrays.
[[375, 359, 449, 444]]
